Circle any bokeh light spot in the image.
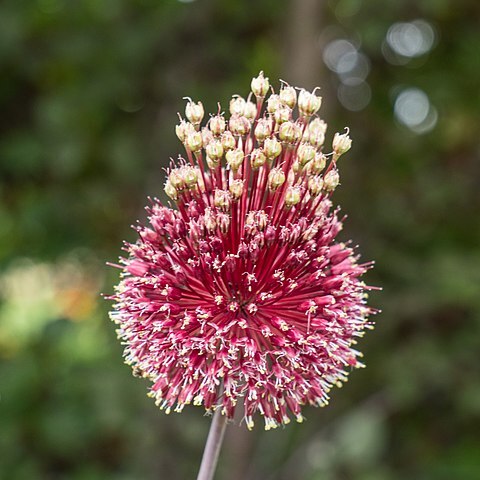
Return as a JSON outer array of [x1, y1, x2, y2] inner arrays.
[[394, 88, 438, 134], [323, 39, 358, 73], [386, 20, 436, 60]]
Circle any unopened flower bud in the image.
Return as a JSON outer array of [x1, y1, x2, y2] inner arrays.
[[251, 71, 270, 98], [323, 169, 340, 192], [307, 118, 327, 148], [206, 140, 224, 161], [266, 94, 282, 114], [206, 156, 220, 169], [308, 131, 325, 149], [308, 152, 327, 174], [279, 85, 297, 108], [217, 212, 230, 234], [229, 96, 246, 116], [185, 100, 204, 125], [308, 175, 324, 196], [308, 118, 327, 136], [274, 106, 291, 125], [183, 166, 198, 188], [226, 148, 244, 172], [204, 208, 216, 232], [296, 143, 316, 167], [221, 131, 236, 150], [332, 129, 352, 157], [257, 211, 268, 231], [164, 180, 178, 200], [268, 168, 286, 191], [229, 115, 250, 136], [254, 118, 272, 142], [298, 89, 322, 117], [169, 169, 184, 189], [245, 211, 255, 227], [250, 148, 267, 169], [209, 114, 226, 136], [279, 121, 302, 144], [244, 101, 257, 121], [185, 130, 203, 152], [175, 120, 193, 143], [285, 186, 301, 207], [229, 179, 244, 200], [201, 127, 213, 147], [214, 189, 231, 211], [206, 155, 220, 170], [264, 137, 282, 159]]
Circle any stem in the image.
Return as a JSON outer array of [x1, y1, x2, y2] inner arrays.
[[196, 409, 228, 480]]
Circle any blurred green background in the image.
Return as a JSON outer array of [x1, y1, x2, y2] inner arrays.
[[1, 0, 479, 479]]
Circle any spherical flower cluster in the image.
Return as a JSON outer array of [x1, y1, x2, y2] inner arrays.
[[110, 72, 376, 430]]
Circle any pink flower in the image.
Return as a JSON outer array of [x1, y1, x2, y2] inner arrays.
[[110, 72, 376, 430]]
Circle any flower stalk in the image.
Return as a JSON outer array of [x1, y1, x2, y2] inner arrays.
[[196, 409, 228, 480]]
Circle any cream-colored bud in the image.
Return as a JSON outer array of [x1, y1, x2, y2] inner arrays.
[[308, 175, 324, 196], [296, 143, 316, 167], [226, 148, 244, 172], [217, 213, 230, 234], [185, 130, 203, 152], [169, 169, 184, 189], [268, 168, 286, 191], [279, 121, 302, 144], [250, 148, 267, 169], [307, 118, 327, 148], [298, 89, 322, 117], [210, 115, 226, 136], [257, 211, 268, 230], [308, 118, 327, 136], [164, 180, 178, 200], [254, 118, 272, 142], [206, 156, 220, 169], [284, 185, 301, 207], [308, 152, 327, 174], [204, 208, 217, 232], [279, 85, 297, 108], [267, 94, 282, 114], [332, 129, 352, 156], [251, 71, 270, 98], [214, 189, 231, 211], [201, 127, 213, 147], [244, 101, 257, 121], [308, 131, 325, 149], [221, 131, 236, 150], [175, 120, 192, 143], [323, 169, 340, 192], [264, 137, 282, 159], [246, 211, 255, 226], [274, 106, 291, 125], [229, 96, 246, 116], [229, 179, 244, 200], [185, 100, 204, 125], [292, 160, 300, 173], [229, 115, 250, 136], [206, 140, 224, 161], [183, 166, 198, 188]]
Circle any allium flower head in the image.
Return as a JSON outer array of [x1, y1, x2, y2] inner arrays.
[[110, 73, 377, 430]]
